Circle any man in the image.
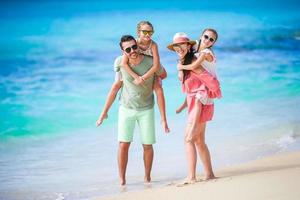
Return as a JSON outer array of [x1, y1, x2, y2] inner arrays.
[[96, 35, 166, 185]]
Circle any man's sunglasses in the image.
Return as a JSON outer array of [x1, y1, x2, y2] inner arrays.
[[140, 30, 154, 36], [204, 35, 215, 42], [124, 44, 138, 53]]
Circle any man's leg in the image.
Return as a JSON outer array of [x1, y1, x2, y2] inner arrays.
[[143, 144, 153, 182], [137, 108, 155, 183], [118, 142, 131, 185], [117, 106, 135, 185]]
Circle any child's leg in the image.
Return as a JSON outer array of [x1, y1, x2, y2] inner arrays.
[[153, 77, 169, 133]]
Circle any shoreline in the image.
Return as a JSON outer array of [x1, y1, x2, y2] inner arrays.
[[95, 151, 300, 200]]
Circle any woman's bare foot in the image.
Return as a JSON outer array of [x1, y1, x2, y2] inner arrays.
[[203, 174, 217, 181], [176, 178, 197, 187]]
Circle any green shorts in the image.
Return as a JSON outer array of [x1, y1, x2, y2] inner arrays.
[[118, 106, 155, 144]]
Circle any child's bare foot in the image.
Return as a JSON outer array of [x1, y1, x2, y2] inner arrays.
[[161, 120, 170, 133], [96, 113, 108, 127]]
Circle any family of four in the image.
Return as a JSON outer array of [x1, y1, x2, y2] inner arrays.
[[96, 21, 222, 186]]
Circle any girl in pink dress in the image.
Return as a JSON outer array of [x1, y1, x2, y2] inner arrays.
[[167, 30, 221, 184]]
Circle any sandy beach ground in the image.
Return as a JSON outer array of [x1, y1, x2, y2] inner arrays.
[[96, 151, 300, 200]]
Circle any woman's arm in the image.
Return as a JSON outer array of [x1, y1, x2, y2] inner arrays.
[[141, 42, 160, 80], [176, 98, 187, 114]]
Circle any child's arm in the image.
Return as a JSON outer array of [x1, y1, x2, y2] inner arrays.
[[121, 54, 144, 85], [177, 52, 213, 71], [96, 80, 122, 126], [176, 98, 187, 114], [141, 42, 161, 80]]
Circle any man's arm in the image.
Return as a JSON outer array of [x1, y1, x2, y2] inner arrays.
[[96, 80, 122, 126]]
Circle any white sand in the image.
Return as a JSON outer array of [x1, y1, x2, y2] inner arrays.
[[96, 151, 300, 200]]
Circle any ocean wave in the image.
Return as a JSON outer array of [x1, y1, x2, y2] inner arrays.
[[276, 134, 297, 150]]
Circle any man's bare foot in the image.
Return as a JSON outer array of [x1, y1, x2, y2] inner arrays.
[[161, 120, 170, 133]]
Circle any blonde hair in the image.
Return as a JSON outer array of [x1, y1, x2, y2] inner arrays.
[[137, 21, 154, 32]]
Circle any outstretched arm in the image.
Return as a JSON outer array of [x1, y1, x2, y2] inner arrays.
[[96, 80, 122, 126], [141, 42, 161, 80]]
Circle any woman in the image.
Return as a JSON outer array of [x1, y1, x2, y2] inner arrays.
[[167, 32, 221, 184]]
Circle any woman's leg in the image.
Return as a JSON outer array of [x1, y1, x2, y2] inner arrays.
[[153, 77, 170, 133], [184, 124, 197, 182], [190, 99, 215, 180], [193, 117, 215, 179], [183, 97, 203, 182]]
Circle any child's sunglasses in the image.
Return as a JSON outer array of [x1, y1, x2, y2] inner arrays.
[[203, 35, 215, 42], [140, 30, 154, 36], [124, 44, 138, 53]]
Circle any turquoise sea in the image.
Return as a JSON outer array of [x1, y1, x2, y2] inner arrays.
[[1, 1, 300, 199]]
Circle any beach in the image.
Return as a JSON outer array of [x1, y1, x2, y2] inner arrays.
[[1, 1, 300, 200], [97, 151, 300, 200]]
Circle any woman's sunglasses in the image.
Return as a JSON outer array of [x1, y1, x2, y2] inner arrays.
[[203, 35, 215, 42], [124, 44, 138, 53], [140, 30, 154, 36]]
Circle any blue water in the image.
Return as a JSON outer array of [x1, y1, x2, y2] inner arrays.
[[1, 1, 300, 199]]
